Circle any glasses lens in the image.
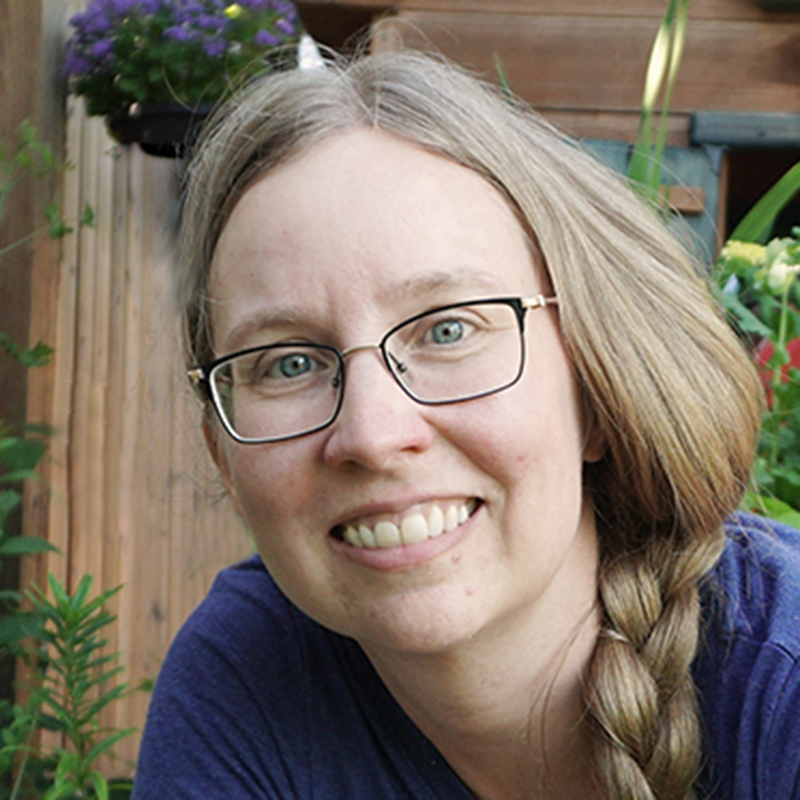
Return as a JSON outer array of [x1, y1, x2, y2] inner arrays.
[[210, 344, 342, 442], [384, 301, 524, 403]]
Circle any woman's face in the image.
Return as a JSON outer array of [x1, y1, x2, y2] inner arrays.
[[207, 128, 603, 659]]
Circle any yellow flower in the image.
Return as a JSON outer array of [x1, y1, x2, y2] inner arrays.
[[224, 3, 243, 19], [720, 240, 767, 267]]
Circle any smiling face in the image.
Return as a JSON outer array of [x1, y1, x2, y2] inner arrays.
[[207, 128, 603, 660]]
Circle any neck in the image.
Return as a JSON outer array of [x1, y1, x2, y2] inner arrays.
[[362, 506, 604, 799]]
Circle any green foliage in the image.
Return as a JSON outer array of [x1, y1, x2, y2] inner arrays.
[[0, 122, 132, 796], [0, 122, 93, 261], [0, 575, 136, 800], [717, 227, 800, 522], [628, 2, 800, 521], [627, 0, 689, 208], [728, 161, 800, 244], [0, 415, 57, 661], [0, 328, 59, 659], [711, 152, 800, 523]]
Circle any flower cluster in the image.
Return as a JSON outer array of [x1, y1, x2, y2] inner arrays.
[[64, 0, 302, 117], [717, 228, 800, 521]]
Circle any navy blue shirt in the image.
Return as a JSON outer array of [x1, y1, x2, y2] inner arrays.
[[134, 514, 800, 798]]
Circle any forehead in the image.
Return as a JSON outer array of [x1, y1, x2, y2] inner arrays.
[[209, 128, 540, 350]]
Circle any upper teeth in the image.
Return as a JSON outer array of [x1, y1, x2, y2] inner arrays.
[[343, 500, 476, 549]]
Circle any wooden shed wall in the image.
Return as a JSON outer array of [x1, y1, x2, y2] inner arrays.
[[10, 0, 799, 778], [304, 0, 800, 143]]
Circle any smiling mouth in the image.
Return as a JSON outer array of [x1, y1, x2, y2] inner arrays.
[[331, 499, 479, 550]]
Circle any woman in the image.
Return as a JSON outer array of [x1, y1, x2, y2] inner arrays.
[[134, 51, 800, 799]]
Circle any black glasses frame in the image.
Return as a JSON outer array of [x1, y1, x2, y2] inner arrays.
[[188, 294, 557, 444]]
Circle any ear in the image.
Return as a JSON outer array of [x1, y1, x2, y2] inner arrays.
[[203, 416, 245, 517]]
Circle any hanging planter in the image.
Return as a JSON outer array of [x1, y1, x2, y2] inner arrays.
[[106, 102, 214, 158], [64, 0, 306, 158], [755, 0, 800, 9]]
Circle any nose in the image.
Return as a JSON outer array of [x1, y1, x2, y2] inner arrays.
[[321, 346, 434, 471]]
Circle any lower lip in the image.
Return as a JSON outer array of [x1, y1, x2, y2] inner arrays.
[[329, 506, 479, 571]]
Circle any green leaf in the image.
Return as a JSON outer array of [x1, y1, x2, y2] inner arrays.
[[19, 341, 55, 368], [0, 489, 22, 519], [627, 0, 688, 207], [493, 54, 514, 100], [0, 436, 46, 473], [85, 727, 136, 766], [0, 468, 40, 483], [79, 203, 96, 228], [730, 161, 800, 244], [44, 202, 72, 240], [90, 770, 110, 800], [717, 291, 773, 338], [0, 536, 58, 556], [0, 612, 45, 647]]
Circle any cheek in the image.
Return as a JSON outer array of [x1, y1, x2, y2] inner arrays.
[[224, 442, 315, 528]]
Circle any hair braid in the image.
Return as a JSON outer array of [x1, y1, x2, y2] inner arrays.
[[585, 523, 725, 799]]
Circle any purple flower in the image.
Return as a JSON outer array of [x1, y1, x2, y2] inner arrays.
[[254, 29, 281, 47], [197, 14, 226, 31], [91, 38, 114, 58], [202, 38, 227, 57], [164, 24, 192, 41], [74, 7, 112, 35], [178, 0, 206, 13], [109, 0, 141, 14], [63, 51, 91, 76], [275, 17, 294, 36], [274, 1, 297, 17]]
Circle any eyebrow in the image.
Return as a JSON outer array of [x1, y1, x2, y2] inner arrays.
[[219, 267, 512, 354]]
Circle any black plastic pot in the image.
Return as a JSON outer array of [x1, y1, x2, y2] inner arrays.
[[106, 103, 215, 158], [755, 0, 800, 9]]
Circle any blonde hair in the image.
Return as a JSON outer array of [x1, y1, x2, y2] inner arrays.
[[179, 51, 763, 798]]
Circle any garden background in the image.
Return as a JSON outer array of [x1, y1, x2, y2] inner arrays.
[[1, 0, 799, 780]]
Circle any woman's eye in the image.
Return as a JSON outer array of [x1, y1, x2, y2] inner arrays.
[[272, 352, 313, 379], [427, 318, 466, 345]]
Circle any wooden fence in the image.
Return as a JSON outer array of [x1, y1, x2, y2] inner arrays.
[[22, 97, 251, 773]]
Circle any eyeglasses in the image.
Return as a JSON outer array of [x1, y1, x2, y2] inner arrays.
[[188, 295, 557, 444]]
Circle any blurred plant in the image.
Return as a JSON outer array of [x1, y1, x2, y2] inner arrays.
[[0, 120, 86, 659], [0, 122, 135, 797], [628, 1, 800, 521], [716, 167, 800, 525], [626, 0, 689, 208], [64, 0, 303, 119], [0, 121, 94, 261], [2, 575, 137, 800]]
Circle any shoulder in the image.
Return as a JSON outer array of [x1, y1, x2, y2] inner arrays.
[[713, 512, 800, 647], [134, 556, 318, 797], [134, 556, 469, 799], [695, 512, 800, 799]]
